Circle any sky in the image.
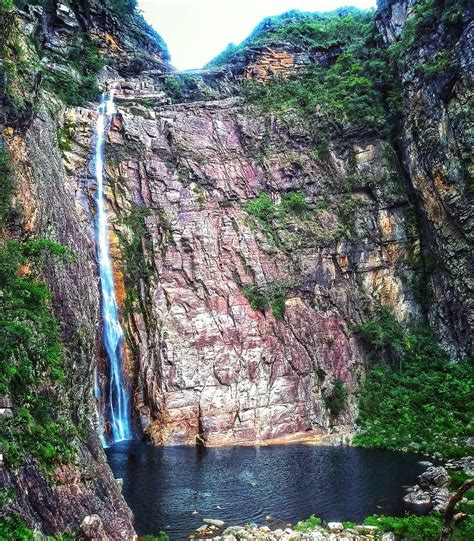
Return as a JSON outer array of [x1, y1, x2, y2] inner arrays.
[[139, 0, 376, 71]]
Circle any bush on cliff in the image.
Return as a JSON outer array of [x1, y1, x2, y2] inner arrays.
[[242, 281, 288, 319], [354, 308, 474, 458], [240, 12, 389, 135], [0, 240, 76, 472], [0, 145, 14, 225]]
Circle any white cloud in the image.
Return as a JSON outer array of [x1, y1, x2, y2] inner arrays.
[[139, 0, 376, 70]]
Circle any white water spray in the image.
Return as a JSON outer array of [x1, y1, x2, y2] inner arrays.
[[94, 91, 132, 443]]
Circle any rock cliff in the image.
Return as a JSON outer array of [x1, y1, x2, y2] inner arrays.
[[0, 0, 472, 538]]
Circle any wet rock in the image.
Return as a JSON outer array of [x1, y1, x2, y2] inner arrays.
[[419, 466, 449, 488], [432, 488, 452, 512], [205, 519, 226, 527], [403, 489, 432, 506]]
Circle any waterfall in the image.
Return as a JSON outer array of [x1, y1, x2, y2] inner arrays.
[[94, 91, 132, 443]]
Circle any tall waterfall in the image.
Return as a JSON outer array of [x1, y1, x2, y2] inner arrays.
[[94, 92, 132, 443]]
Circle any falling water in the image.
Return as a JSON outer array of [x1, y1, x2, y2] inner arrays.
[[94, 91, 132, 443]]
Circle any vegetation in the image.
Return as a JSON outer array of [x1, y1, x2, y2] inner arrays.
[[324, 378, 348, 419], [242, 281, 288, 318], [117, 206, 171, 315], [41, 34, 104, 106], [244, 191, 309, 246], [389, 0, 467, 62], [354, 308, 474, 458], [0, 516, 75, 540], [0, 144, 14, 225], [294, 514, 321, 532], [161, 75, 193, 103], [238, 11, 391, 140], [364, 513, 474, 541], [143, 533, 170, 541], [0, 240, 77, 473]]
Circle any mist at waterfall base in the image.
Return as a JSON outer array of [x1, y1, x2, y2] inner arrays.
[[106, 442, 426, 539], [94, 92, 132, 444]]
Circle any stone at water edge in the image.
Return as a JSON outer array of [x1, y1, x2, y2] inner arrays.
[[403, 489, 432, 505], [204, 518, 226, 527], [419, 466, 449, 488], [327, 522, 344, 533], [381, 533, 396, 541]]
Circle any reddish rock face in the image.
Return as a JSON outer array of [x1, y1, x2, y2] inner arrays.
[[67, 90, 420, 446]]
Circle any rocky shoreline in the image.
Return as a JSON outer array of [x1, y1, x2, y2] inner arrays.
[[187, 457, 474, 541], [190, 520, 393, 541]]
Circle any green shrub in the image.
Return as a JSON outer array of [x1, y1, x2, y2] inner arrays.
[[44, 72, 100, 107], [281, 192, 307, 214], [238, 11, 391, 134], [242, 284, 266, 312], [143, 533, 170, 541], [294, 514, 321, 532], [324, 378, 348, 418], [0, 240, 76, 472], [354, 308, 474, 457], [245, 193, 275, 221], [364, 513, 474, 541], [0, 516, 76, 540], [242, 281, 288, 318], [418, 51, 451, 79], [161, 75, 189, 103], [43, 34, 103, 106], [0, 144, 14, 225]]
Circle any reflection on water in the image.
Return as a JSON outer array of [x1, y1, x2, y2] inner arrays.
[[106, 441, 424, 540]]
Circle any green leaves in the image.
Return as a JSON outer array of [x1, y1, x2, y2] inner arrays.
[[241, 12, 389, 135], [0, 145, 14, 226], [245, 193, 275, 220], [324, 378, 348, 418], [0, 240, 76, 472], [242, 281, 289, 319], [354, 308, 474, 458]]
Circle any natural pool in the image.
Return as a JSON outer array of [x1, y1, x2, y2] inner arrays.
[[106, 441, 425, 540]]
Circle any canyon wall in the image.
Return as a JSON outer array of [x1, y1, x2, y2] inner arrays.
[[0, 0, 472, 538]]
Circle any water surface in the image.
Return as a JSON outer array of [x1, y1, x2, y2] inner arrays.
[[106, 441, 424, 540]]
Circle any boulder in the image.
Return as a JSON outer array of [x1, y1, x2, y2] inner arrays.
[[327, 522, 343, 533], [404, 489, 432, 505], [419, 466, 449, 488], [80, 515, 109, 541]]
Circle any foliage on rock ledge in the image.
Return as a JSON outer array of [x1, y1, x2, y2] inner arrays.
[[0, 516, 75, 540], [0, 240, 77, 473], [354, 308, 474, 458], [236, 10, 393, 141]]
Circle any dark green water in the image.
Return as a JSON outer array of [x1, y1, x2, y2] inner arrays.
[[106, 442, 424, 540]]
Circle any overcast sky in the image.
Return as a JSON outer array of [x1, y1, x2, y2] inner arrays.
[[138, 0, 376, 70]]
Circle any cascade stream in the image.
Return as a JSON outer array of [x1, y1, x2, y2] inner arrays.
[[94, 91, 132, 443]]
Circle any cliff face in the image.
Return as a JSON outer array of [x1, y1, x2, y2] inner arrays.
[[0, 0, 472, 538], [376, 0, 473, 359], [0, 1, 171, 538]]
